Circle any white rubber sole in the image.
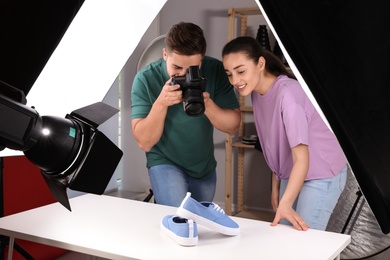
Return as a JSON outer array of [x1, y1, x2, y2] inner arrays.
[[160, 222, 198, 246]]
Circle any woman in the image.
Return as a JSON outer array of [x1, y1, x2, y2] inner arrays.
[[222, 36, 347, 231]]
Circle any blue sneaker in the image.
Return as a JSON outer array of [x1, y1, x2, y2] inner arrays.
[[161, 215, 198, 246], [176, 192, 240, 236]]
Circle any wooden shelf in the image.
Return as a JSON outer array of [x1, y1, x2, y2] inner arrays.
[[231, 7, 261, 16], [227, 7, 261, 40], [225, 7, 262, 216], [234, 209, 275, 222], [232, 141, 255, 149], [240, 106, 253, 112]]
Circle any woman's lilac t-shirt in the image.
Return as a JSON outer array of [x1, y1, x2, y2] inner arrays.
[[251, 75, 346, 180]]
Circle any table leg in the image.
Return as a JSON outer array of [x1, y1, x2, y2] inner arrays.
[[7, 237, 14, 260]]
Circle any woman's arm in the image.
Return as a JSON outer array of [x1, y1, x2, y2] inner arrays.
[[271, 173, 280, 211], [271, 144, 310, 231]]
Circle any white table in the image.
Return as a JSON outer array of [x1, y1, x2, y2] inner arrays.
[[0, 194, 350, 260]]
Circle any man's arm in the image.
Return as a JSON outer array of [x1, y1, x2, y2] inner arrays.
[[203, 92, 240, 135], [132, 81, 182, 152]]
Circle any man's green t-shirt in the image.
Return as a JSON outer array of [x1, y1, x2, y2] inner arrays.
[[131, 56, 239, 179]]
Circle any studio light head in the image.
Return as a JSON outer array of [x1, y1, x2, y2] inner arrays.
[[0, 80, 123, 210]]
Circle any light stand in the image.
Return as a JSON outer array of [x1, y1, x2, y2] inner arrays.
[[341, 189, 363, 234]]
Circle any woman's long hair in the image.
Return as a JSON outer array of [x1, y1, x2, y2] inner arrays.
[[222, 36, 295, 79]]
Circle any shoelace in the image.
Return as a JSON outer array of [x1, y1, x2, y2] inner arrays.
[[211, 203, 225, 214]]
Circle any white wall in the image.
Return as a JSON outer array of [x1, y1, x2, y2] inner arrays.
[[119, 0, 273, 212], [119, 15, 162, 194]]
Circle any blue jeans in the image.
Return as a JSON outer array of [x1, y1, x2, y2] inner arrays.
[[148, 164, 216, 207], [279, 165, 347, 230]]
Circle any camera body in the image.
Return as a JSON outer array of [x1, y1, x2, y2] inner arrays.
[[171, 66, 207, 116]]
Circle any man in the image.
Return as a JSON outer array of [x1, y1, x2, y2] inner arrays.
[[131, 22, 240, 206]]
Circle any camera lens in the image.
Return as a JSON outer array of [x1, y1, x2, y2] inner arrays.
[[185, 102, 204, 116], [183, 89, 205, 116]]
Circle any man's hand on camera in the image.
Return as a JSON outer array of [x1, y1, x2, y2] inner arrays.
[[156, 79, 183, 107], [202, 91, 212, 109]]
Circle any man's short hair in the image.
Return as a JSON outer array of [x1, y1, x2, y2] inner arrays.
[[165, 22, 207, 56]]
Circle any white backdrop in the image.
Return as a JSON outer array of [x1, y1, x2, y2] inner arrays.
[[1, 0, 167, 158]]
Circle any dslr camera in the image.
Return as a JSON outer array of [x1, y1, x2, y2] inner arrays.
[[171, 65, 207, 116]]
